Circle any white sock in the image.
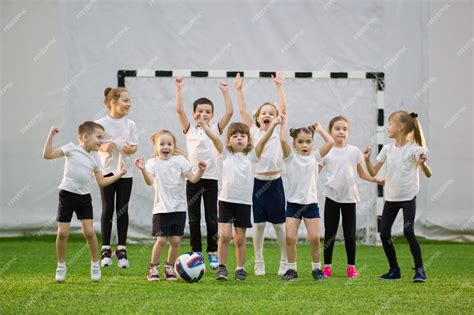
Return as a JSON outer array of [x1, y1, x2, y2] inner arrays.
[[312, 262, 321, 270], [117, 245, 126, 250], [91, 261, 100, 267], [101, 245, 111, 250], [324, 264, 332, 268], [252, 223, 266, 263], [236, 266, 244, 271], [57, 262, 66, 268], [272, 223, 287, 262], [288, 262, 297, 271]]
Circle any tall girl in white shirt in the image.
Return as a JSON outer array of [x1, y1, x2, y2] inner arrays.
[[279, 117, 334, 281], [96, 87, 138, 268], [319, 116, 384, 279], [364, 111, 432, 282], [236, 71, 288, 276], [135, 130, 206, 281]]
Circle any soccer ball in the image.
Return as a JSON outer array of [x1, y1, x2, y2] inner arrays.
[[174, 253, 205, 283]]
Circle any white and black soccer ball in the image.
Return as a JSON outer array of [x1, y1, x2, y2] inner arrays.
[[174, 253, 205, 283]]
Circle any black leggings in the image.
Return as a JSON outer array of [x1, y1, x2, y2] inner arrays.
[[100, 175, 133, 246], [186, 179, 218, 253], [380, 197, 423, 269], [323, 197, 356, 265]]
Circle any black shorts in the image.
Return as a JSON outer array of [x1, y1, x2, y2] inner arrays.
[[152, 212, 186, 237], [218, 201, 252, 228], [57, 190, 93, 223]]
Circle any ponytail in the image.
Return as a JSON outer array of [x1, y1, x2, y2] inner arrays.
[[410, 113, 426, 147], [390, 110, 427, 147]]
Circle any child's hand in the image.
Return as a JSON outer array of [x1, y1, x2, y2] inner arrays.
[[118, 163, 127, 176], [198, 161, 207, 170], [175, 77, 184, 90], [194, 113, 204, 126], [134, 158, 145, 170], [122, 142, 133, 154], [312, 123, 321, 133], [235, 73, 243, 90], [418, 152, 428, 164], [273, 116, 283, 126], [219, 82, 229, 93], [272, 71, 284, 86], [363, 147, 372, 160], [375, 178, 385, 186], [49, 127, 59, 137], [102, 141, 116, 153]]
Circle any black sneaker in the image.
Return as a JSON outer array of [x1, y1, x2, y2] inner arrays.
[[312, 268, 325, 281], [101, 248, 112, 267], [379, 267, 401, 280], [235, 269, 247, 281], [216, 265, 228, 280], [281, 269, 298, 281], [413, 267, 426, 282]]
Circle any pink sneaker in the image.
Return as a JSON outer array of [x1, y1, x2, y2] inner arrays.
[[347, 265, 360, 278], [323, 265, 332, 278]]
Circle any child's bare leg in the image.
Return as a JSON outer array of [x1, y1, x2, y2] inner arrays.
[[218, 223, 232, 266], [304, 218, 321, 263], [80, 219, 99, 262], [285, 218, 301, 264], [151, 236, 168, 265], [233, 227, 247, 268], [167, 236, 181, 264], [56, 222, 70, 263]]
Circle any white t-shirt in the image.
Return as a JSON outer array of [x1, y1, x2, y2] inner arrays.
[[283, 150, 322, 205], [218, 148, 259, 205], [319, 145, 364, 203], [250, 124, 283, 174], [95, 115, 138, 178], [185, 123, 220, 180], [58, 143, 102, 195], [145, 155, 192, 214], [376, 142, 427, 202]]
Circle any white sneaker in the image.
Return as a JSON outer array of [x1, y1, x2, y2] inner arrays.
[[55, 264, 67, 282], [91, 263, 101, 282], [101, 248, 112, 267], [254, 261, 266, 276], [116, 249, 129, 269], [277, 261, 288, 276], [208, 252, 219, 270]]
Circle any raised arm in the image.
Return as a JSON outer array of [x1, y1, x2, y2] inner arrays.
[[217, 82, 233, 133], [43, 127, 65, 160], [185, 161, 207, 183], [196, 113, 223, 154], [255, 116, 281, 158], [134, 158, 155, 185], [95, 164, 127, 187], [363, 147, 383, 176], [272, 71, 287, 115], [280, 114, 291, 158], [357, 163, 385, 185], [175, 77, 191, 133], [235, 73, 252, 128], [314, 123, 334, 158]]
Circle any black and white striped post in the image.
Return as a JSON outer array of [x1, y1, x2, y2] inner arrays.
[[117, 70, 385, 245]]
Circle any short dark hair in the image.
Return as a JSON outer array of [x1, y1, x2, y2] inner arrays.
[[193, 97, 214, 112], [78, 121, 104, 136]]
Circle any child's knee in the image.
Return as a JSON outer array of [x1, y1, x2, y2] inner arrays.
[[286, 234, 297, 246], [234, 235, 246, 247], [57, 230, 69, 240], [308, 235, 320, 245], [156, 237, 167, 247], [219, 233, 231, 244], [83, 229, 96, 240], [170, 237, 181, 248]]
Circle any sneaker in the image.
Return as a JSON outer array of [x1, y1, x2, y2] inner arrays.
[[254, 261, 265, 276], [147, 264, 160, 281], [413, 267, 426, 282], [347, 265, 360, 278], [323, 265, 333, 278], [281, 269, 298, 281], [164, 263, 177, 281], [235, 269, 247, 281], [115, 249, 129, 269], [277, 261, 288, 276], [215, 265, 228, 280], [91, 263, 101, 282], [55, 264, 67, 282], [379, 267, 401, 280], [208, 252, 219, 270], [312, 268, 325, 281], [101, 248, 112, 267]]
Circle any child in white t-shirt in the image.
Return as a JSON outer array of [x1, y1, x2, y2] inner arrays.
[[42, 122, 127, 282], [135, 130, 206, 281], [175, 77, 233, 269], [196, 113, 281, 281], [364, 111, 432, 282], [279, 116, 334, 281], [96, 87, 138, 268], [236, 71, 289, 276], [319, 116, 384, 279]]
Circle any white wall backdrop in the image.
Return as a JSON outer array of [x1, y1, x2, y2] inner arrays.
[[1, 0, 473, 242]]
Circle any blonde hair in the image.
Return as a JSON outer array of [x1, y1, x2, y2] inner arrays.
[[226, 122, 253, 154], [253, 102, 279, 128], [104, 87, 128, 110], [150, 130, 187, 158], [389, 110, 426, 147]]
